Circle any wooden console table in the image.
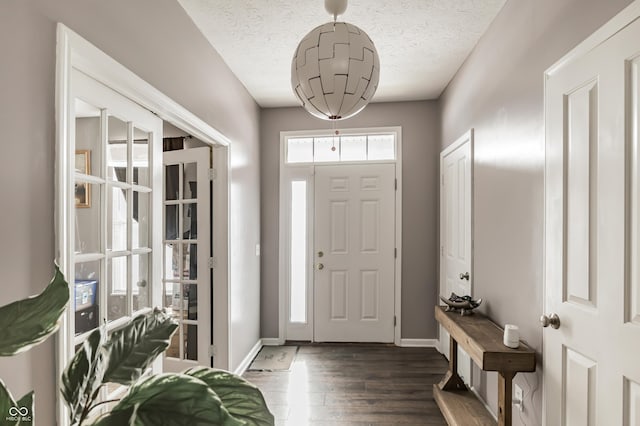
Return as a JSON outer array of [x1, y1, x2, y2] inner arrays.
[[434, 306, 536, 426]]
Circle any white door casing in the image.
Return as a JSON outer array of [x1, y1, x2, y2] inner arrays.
[[544, 6, 640, 425], [314, 163, 396, 342], [439, 130, 473, 384], [162, 147, 212, 372]]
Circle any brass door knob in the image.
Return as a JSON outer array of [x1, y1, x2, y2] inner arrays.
[[317, 263, 324, 270]]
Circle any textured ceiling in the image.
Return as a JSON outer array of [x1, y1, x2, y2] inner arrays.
[[178, 0, 506, 107]]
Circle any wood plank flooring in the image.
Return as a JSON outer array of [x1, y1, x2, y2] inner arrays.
[[242, 344, 449, 426]]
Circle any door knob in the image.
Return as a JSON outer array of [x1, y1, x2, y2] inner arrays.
[[317, 263, 324, 270], [318, 251, 324, 258], [540, 313, 561, 329], [459, 272, 470, 280]]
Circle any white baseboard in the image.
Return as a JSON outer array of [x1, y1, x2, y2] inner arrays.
[[470, 386, 498, 421], [399, 338, 439, 347], [233, 340, 263, 376], [261, 338, 285, 346]]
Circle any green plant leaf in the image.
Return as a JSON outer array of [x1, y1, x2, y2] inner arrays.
[[0, 266, 70, 356], [184, 367, 274, 426], [0, 379, 17, 426], [102, 309, 178, 385], [16, 391, 34, 426], [91, 374, 244, 426], [61, 328, 107, 425]]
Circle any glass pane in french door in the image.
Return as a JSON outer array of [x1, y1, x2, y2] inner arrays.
[[184, 162, 197, 199], [107, 256, 127, 322], [74, 260, 100, 336], [133, 191, 150, 249], [107, 115, 128, 183], [183, 204, 197, 239], [133, 253, 150, 312], [74, 99, 102, 178], [183, 243, 197, 280], [107, 186, 128, 252], [74, 183, 101, 254], [183, 324, 198, 360], [133, 127, 150, 186]]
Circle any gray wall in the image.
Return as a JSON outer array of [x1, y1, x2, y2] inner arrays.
[[439, 0, 633, 423], [0, 0, 261, 420], [260, 101, 440, 339]]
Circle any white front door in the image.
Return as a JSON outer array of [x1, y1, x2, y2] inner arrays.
[[439, 131, 473, 384], [544, 13, 640, 425], [162, 147, 212, 372], [314, 164, 396, 342]]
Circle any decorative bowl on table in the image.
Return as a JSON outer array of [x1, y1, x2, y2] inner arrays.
[[440, 293, 482, 316]]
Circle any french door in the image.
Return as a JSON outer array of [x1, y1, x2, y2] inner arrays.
[[162, 147, 212, 371]]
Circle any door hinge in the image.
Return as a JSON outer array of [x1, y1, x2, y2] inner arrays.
[[208, 257, 216, 269], [209, 168, 217, 180], [394, 316, 397, 327], [208, 345, 216, 357]]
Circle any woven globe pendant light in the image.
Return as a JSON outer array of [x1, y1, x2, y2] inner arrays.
[[291, 0, 380, 121]]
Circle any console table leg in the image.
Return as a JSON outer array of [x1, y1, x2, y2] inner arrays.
[[438, 335, 466, 391], [497, 371, 515, 426]]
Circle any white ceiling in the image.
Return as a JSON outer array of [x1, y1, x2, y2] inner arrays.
[[178, 0, 506, 108]]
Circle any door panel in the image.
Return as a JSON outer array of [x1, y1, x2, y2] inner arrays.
[[626, 378, 640, 425], [330, 201, 349, 253], [544, 16, 640, 425], [631, 55, 640, 327], [314, 163, 395, 342], [564, 347, 597, 426], [330, 271, 348, 320], [565, 81, 598, 309]]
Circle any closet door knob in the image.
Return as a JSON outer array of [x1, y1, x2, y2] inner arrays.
[[540, 313, 561, 329]]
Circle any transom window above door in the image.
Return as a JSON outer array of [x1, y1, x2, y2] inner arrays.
[[286, 133, 396, 164]]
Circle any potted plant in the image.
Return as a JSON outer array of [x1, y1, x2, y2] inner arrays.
[[0, 267, 274, 426]]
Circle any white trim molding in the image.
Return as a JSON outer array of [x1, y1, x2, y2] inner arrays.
[[233, 340, 263, 376], [399, 339, 439, 348], [471, 386, 498, 421]]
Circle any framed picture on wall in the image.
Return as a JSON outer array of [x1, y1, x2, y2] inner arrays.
[[75, 150, 91, 208]]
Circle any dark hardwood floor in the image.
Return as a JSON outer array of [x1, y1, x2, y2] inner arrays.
[[243, 344, 448, 426]]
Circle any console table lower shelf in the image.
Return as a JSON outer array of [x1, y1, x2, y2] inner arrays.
[[433, 306, 536, 426]]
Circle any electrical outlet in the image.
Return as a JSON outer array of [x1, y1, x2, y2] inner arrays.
[[514, 384, 524, 412]]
